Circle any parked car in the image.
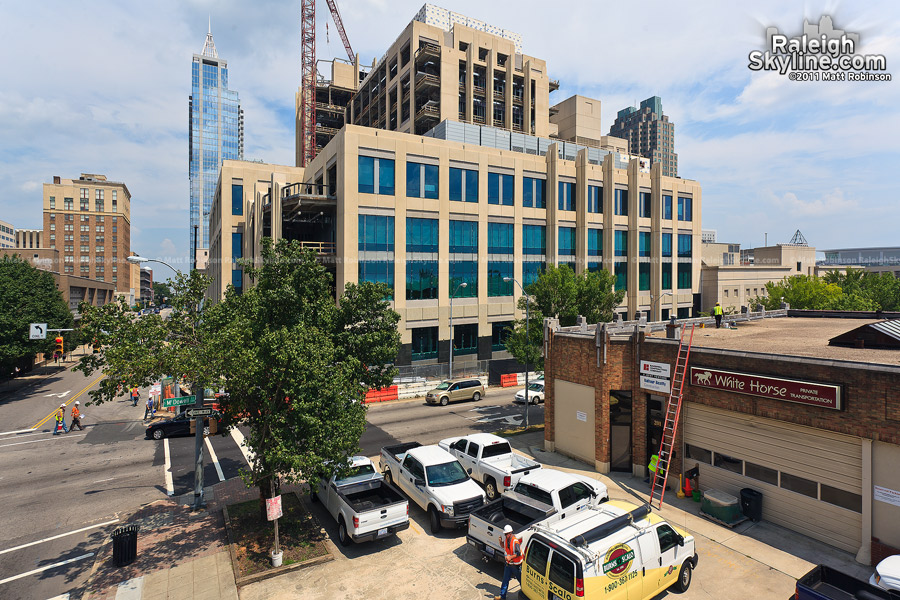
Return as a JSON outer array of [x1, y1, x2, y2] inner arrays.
[[438, 433, 542, 500], [311, 456, 409, 546], [425, 378, 485, 406], [514, 381, 545, 404], [380, 442, 485, 533], [795, 564, 900, 599], [871, 556, 900, 593], [145, 411, 223, 440], [466, 469, 608, 561]]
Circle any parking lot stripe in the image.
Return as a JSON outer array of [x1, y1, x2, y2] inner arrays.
[[163, 438, 174, 496], [205, 437, 226, 482], [0, 552, 94, 585], [0, 520, 119, 556]]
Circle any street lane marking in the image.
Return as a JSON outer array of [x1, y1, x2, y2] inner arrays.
[[230, 427, 253, 465], [32, 375, 103, 430], [163, 438, 174, 496], [93, 477, 116, 484], [45, 594, 70, 600], [0, 552, 94, 585], [0, 519, 119, 556], [205, 437, 226, 482], [0, 428, 36, 436], [0, 434, 85, 449]]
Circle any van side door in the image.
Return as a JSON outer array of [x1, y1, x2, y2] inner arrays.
[[522, 538, 551, 599], [654, 523, 684, 592], [635, 531, 662, 599]]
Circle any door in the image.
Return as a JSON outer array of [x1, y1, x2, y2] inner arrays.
[[448, 383, 461, 402], [522, 539, 551, 599], [172, 414, 191, 436], [556, 481, 594, 520], [609, 391, 632, 472], [325, 479, 341, 518], [634, 532, 660, 599], [654, 523, 684, 593], [553, 380, 596, 465], [646, 395, 665, 472], [401, 455, 427, 508], [461, 441, 480, 476], [448, 438, 467, 461]]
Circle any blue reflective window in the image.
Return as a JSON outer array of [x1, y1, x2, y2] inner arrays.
[[449, 261, 478, 297], [558, 227, 575, 256], [639, 263, 650, 291], [359, 156, 394, 194], [615, 189, 628, 216], [232, 269, 242, 291], [488, 222, 514, 254], [492, 322, 512, 351], [359, 261, 394, 297], [588, 185, 602, 213], [523, 225, 546, 255], [406, 260, 438, 300], [379, 159, 395, 195], [523, 177, 546, 208], [662, 262, 673, 290], [449, 167, 462, 201], [488, 262, 514, 296], [587, 262, 601, 273], [639, 192, 651, 218], [558, 181, 575, 211], [639, 232, 651, 257], [615, 261, 627, 291], [677, 262, 692, 289], [523, 261, 544, 287], [588, 228, 602, 257], [449, 220, 478, 253], [450, 167, 478, 202], [615, 230, 628, 257], [407, 162, 439, 199], [406, 217, 438, 253], [661, 233, 673, 257], [453, 323, 478, 355], [411, 327, 439, 361], [231, 184, 243, 216], [358, 215, 395, 252], [678, 234, 693, 258], [678, 196, 692, 221], [358, 156, 375, 194], [232, 232, 242, 262], [663, 195, 673, 220]]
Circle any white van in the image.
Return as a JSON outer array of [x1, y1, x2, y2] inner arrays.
[[520, 500, 697, 600]]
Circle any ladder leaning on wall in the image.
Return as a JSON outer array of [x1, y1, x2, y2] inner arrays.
[[649, 323, 696, 510]]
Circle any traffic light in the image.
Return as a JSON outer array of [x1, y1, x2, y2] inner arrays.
[[55, 336, 64, 355], [93, 339, 101, 354]]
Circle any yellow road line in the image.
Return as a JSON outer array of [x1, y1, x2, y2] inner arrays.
[[32, 376, 104, 430]]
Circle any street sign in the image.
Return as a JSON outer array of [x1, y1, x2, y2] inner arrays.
[[186, 407, 214, 418], [162, 395, 195, 408], [30, 323, 47, 340]]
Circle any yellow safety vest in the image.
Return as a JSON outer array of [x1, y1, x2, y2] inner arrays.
[[648, 454, 659, 473], [713, 305, 723, 316]]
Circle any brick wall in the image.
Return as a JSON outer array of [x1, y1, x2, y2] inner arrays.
[[872, 537, 900, 565]]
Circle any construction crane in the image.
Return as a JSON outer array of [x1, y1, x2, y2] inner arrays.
[[300, 0, 354, 167]]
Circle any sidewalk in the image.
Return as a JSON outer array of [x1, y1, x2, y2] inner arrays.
[[504, 431, 873, 581]]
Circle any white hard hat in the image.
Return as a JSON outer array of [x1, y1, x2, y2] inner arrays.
[[504, 525, 513, 534], [75, 401, 80, 405], [60, 404, 66, 408]]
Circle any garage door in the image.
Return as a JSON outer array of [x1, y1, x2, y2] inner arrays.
[[683, 403, 862, 553], [554, 379, 595, 466]]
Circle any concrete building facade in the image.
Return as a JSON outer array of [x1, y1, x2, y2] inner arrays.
[[42, 174, 132, 295], [0, 220, 15, 249], [542, 314, 900, 563], [16, 228, 42, 249], [609, 96, 677, 177], [208, 124, 701, 368], [0, 248, 116, 312], [823, 246, 900, 278]]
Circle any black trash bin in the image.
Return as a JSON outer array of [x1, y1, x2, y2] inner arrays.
[[740, 488, 763, 522], [112, 525, 139, 567]]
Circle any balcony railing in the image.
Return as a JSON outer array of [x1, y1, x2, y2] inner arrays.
[[415, 103, 440, 121], [415, 71, 440, 88], [282, 182, 332, 201], [415, 43, 441, 62], [297, 241, 336, 254]]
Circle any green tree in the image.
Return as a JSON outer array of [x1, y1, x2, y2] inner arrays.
[[824, 269, 900, 311], [755, 274, 877, 311], [0, 256, 73, 376], [152, 281, 173, 304]]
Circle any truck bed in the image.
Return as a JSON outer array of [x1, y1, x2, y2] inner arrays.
[[796, 565, 899, 600], [382, 442, 421, 463], [338, 479, 405, 513], [471, 492, 555, 533]]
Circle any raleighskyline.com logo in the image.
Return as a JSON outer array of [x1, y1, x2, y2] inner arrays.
[[749, 15, 891, 81]]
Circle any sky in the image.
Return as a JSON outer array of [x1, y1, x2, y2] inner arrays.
[[1, 0, 898, 276]]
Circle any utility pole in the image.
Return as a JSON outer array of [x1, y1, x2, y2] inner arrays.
[[193, 379, 205, 510], [505, 277, 531, 429]]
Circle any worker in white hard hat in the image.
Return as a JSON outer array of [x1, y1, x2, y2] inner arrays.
[[495, 524, 523, 600], [70, 400, 84, 431]]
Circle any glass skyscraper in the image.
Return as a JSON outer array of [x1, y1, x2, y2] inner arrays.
[[189, 28, 243, 269]]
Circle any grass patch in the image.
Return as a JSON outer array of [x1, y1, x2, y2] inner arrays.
[[227, 493, 327, 578], [494, 423, 545, 437]]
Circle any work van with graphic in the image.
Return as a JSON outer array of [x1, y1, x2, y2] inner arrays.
[[520, 501, 698, 599]]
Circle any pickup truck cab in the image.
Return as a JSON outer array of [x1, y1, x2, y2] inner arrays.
[[439, 433, 542, 500], [381, 442, 486, 534], [794, 564, 900, 600], [312, 456, 409, 546], [467, 469, 609, 561], [521, 501, 698, 600]]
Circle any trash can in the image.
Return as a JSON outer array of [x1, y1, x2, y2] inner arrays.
[[112, 525, 139, 567], [740, 488, 763, 522]]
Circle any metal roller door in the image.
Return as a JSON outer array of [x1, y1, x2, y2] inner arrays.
[[553, 379, 596, 465], [683, 403, 862, 553]]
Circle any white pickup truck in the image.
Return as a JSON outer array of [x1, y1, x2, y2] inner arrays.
[[439, 433, 542, 500], [311, 456, 409, 546], [466, 469, 608, 561], [380, 442, 486, 533]]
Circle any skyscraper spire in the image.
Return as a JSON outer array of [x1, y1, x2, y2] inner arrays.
[[201, 20, 218, 58]]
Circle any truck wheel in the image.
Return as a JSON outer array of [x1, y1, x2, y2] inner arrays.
[[428, 506, 442, 533], [383, 470, 393, 486], [338, 518, 352, 546], [472, 392, 481, 402], [440, 396, 449, 406], [530, 395, 539, 405], [674, 562, 692, 592], [485, 478, 498, 501], [152, 429, 164, 440]]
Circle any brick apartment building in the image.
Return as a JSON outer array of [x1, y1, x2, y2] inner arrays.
[[542, 314, 900, 564]]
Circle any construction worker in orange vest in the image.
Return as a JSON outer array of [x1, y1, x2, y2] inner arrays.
[[70, 401, 84, 431], [495, 524, 524, 600]]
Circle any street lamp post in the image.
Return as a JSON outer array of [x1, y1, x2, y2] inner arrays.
[[128, 254, 206, 510], [651, 291, 673, 321], [448, 282, 468, 380], [504, 277, 531, 429]]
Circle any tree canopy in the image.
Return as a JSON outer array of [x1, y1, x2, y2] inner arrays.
[[755, 274, 878, 311], [0, 255, 72, 376], [151, 281, 173, 304], [823, 269, 900, 311]]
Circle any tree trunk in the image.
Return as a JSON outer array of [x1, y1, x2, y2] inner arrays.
[[257, 475, 281, 523]]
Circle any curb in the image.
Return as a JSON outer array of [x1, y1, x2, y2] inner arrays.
[[223, 491, 334, 588]]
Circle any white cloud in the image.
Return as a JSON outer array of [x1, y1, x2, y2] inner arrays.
[[768, 188, 858, 217]]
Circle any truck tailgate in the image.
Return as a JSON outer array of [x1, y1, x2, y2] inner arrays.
[[467, 512, 504, 558], [356, 499, 408, 535]]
